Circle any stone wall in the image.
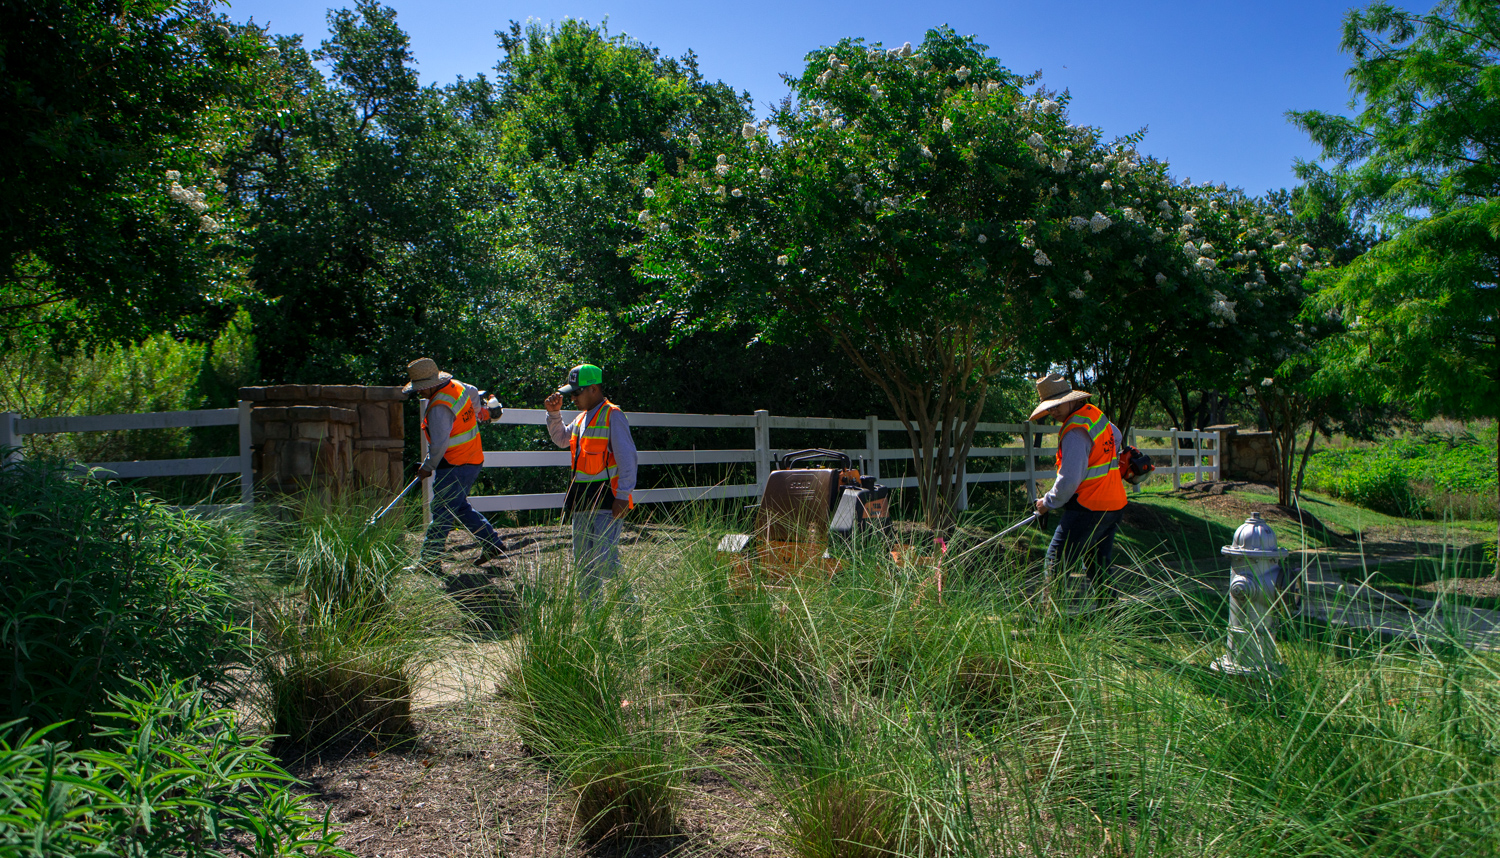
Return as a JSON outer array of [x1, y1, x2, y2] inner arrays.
[[240, 385, 405, 495], [1209, 424, 1278, 483]]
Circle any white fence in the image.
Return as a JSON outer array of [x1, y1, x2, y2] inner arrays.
[[424, 405, 1220, 517], [1, 404, 254, 507]]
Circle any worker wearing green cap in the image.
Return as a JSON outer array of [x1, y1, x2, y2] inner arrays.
[[544, 364, 638, 599]]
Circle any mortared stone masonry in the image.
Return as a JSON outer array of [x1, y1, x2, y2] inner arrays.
[[239, 385, 405, 495]]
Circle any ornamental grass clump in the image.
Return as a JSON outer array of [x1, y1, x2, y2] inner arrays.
[[502, 571, 689, 846], [247, 492, 450, 748]]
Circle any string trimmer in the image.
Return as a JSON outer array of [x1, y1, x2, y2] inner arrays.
[[366, 476, 421, 528]]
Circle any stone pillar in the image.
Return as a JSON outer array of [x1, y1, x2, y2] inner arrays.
[[1209, 423, 1278, 483], [240, 385, 406, 495]]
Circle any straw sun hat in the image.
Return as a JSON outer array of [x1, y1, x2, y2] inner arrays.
[[1027, 373, 1092, 422], [402, 357, 452, 394]]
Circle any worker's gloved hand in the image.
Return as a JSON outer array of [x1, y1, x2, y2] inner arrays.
[[611, 498, 629, 519], [1034, 498, 1050, 516], [477, 407, 490, 422], [417, 466, 433, 479], [544, 392, 563, 414]]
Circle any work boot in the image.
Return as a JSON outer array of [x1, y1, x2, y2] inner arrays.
[[477, 540, 508, 565]]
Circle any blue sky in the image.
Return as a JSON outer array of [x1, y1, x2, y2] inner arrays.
[[224, 0, 1406, 197]]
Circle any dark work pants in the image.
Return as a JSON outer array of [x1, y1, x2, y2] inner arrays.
[[1045, 506, 1125, 591], [422, 463, 504, 557]]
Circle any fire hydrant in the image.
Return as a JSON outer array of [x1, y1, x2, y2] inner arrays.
[[1211, 511, 1288, 677]]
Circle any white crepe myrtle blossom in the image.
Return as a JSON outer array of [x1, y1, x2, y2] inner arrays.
[[777, 254, 789, 266], [643, 188, 656, 198], [1033, 249, 1052, 266], [901, 41, 913, 56], [165, 169, 181, 182], [731, 188, 743, 198], [1279, 262, 1293, 273], [1195, 256, 1218, 271], [870, 85, 883, 97], [638, 210, 651, 223], [1261, 377, 1275, 387], [1083, 270, 1093, 282], [985, 81, 1000, 93], [1090, 163, 1105, 173], [759, 167, 772, 180], [1089, 212, 1112, 233], [715, 164, 731, 177], [1155, 273, 1168, 284], [1039, 99, 1060, 115], [920, 145, 933, 159], [198, 216, 220, 233], [1209, 292, 1236, 322], [1027, 132, 1046, 149], [1069, 287, 1085, 299], [1100, 180, 1113, 191], [741, 122, 756, 140], [1068, 216, 1089, 231], [1151, 228, 1167, 242], [1272, 242, 1288, 252], [941, 117, 953, 132], [955, 65, 970, 81], [687, 133, 701, 147], [977, 234, 987, 244]]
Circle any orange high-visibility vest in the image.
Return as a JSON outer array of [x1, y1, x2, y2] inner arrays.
[[422, 379, 484, 466], [569, 401, 633, 508], [1055, 402, 1127, 512]]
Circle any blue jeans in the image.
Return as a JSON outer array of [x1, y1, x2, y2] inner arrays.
[[571, 508, 623, 600], [422, 463, 504, 557], [1045, 506, 1124, 591]]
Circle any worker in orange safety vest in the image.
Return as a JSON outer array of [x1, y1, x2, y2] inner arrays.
[[543, 363, 638, 601], [1030, 373, 1128, 608], [403, 357, 507, 573]]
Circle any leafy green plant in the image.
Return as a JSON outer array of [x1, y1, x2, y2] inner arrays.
[[0, 459, 241, 740], [0, 680, 349, 857]]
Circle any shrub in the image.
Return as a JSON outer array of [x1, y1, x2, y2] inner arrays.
[[1317, 453, 1428, 517], [0, 681, 348, 858], [0, 459, 241, 740]]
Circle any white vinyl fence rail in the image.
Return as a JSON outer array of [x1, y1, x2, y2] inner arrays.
[[1, 403, 254, 508], [422, 404, 1220, 520]]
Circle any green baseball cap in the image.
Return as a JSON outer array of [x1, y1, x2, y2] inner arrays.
[[558, 363, 603, 394]]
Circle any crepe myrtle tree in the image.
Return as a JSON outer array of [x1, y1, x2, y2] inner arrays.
[[1049, 173, 1319, 436], [636, 27, 1155, 529]]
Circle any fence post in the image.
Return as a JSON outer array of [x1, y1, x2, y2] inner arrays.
[[1170, 428, 1182, 490], [865, 415, 880, 481], [754, 409, 770, 494], [420, 398, 433, 527], [237, 401, 254, 506], [0, 412, 18, 464], [1194, 430, 1206, 483], [1212, 429, 1222, 480], [1022, 421, 1036, 501]]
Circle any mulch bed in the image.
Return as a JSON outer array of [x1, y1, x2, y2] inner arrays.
[[285, 706, 785, 858]]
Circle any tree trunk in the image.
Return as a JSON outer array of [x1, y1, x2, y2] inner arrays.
[[1294, 410, 1322, 500]]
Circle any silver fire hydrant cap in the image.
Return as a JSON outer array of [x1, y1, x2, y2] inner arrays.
[[1221, 511, 1288, 559]]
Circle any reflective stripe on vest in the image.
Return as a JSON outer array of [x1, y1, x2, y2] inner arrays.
[[568, 401, 632, 507], [1055, 402, 1127, 511], [422, 379, 485, 466]]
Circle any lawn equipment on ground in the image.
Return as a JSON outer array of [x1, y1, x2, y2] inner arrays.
[[716, 448, 891, 583]]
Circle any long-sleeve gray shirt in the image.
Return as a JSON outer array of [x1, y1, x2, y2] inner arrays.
[[420, 381, 482, 470], [547, 402, 638, 497], [1041, 422, 1123, 509]]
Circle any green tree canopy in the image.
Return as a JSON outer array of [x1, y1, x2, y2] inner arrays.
[[1290, 0, 1499, 550], [0, 0, 272, 344]]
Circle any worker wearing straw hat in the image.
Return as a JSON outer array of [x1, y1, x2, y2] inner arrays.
[[403, 357, 507, 574], [1030, 373, 1128, 605], [543, 363, 638, 600]]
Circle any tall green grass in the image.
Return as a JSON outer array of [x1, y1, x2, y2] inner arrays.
[[497, 502, 1500, 856], [244, 493, 455, 748]]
